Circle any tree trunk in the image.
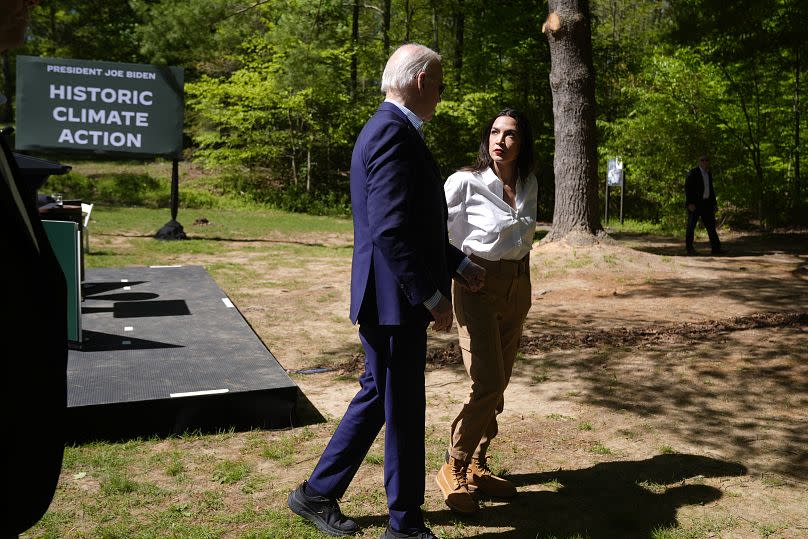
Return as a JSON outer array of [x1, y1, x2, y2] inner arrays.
[[351, 0, 359, 98], [405, 0, 412, 42], [431, 2, 439, 51], [382, 0, 391, 58], [453, 1, 464, 85], [542, 0, 603, 243], [1, 51, 12, 123], [306, 143, 312, 193], [794, 45, 801, 214]]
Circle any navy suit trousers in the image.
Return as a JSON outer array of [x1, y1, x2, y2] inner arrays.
[[686, 204, 721, 252], [308, 323, 427, 532]]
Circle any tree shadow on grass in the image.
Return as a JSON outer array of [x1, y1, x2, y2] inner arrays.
[[418, 454, 746, 539], [610, 230, 808, 258], [616, 272, 808, 313], [512, 321, 808, 481]]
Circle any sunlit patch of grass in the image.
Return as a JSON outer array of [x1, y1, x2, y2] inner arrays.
[[212, 460, 250, 484], [253, 428, 317, 467], [540, 478, 563, 491], [761, 473, 786, 487], [590, 442, 612, 455], [757, 522, 787, 537], [651, 515, 738, 538], [364, 453, 384, 465], [567, 252, 594, 268], [637, 480, 667, 494], [101, 473, 139, 494], [241, 473, 271, 494], [577, 422, 593, 431]]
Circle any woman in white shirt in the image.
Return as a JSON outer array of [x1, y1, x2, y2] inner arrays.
[[435, 108, 537, 515]]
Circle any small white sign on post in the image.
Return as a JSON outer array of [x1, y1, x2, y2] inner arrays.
[[607, 158, 624, 187]]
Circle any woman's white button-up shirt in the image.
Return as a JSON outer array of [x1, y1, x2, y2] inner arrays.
[[444, 166, 538, 262]]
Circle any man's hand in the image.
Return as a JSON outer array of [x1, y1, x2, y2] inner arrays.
[[456, 260, 486, 292], [687, 203, 696, 212], [429, 295, 453, 332]]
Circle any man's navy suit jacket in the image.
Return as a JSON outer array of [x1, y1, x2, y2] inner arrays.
[[349, 102, 465, 326]]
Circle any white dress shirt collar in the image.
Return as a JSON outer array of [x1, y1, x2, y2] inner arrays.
[[479, 166, 525, 205], [699, 166, 710, 199], [384, 98, 424, 138]]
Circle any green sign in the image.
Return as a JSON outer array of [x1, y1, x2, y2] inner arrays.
[[15, 56, 184, 158], [42, 220, 82, 343]]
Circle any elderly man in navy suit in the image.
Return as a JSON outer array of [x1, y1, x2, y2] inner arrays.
[[288, 43, 485, 539], [685, 154, 724, 255]]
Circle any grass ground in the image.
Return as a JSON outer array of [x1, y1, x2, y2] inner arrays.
[[24, 203, 808, 539]]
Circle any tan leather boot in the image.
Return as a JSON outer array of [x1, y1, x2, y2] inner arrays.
[[435, 456, 478, 514], [467, 456, 516, 498]]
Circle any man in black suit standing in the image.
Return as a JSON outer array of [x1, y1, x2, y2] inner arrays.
[[685, 155, 723, 255], [1, 1, 67, 536]]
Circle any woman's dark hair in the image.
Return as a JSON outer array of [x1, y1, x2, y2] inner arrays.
[[463, 108, 535, 181]]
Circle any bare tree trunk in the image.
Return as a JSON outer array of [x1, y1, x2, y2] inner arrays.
[[794, 46, 801, 213], [405, 0, 412, 42], [453, 0, 464, 85], [382, 0, 391, 57], [288, 112, 298, 187], [1, 51, 12, 123], [431, 2, 439, 51], [542, 0, 603, 243], [306, 144, 312, 193], [351, 0, 359, 98]]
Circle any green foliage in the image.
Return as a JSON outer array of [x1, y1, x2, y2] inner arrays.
[[23, 0, 142, 62], [130, 0, 261, 75], [5, 0, 805, 226]]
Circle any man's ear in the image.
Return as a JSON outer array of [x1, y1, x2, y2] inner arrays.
[[416, 71, 426, 94]]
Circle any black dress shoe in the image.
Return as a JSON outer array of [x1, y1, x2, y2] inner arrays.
[[288, 481, 359, 536], [380, 526, 438, 539], [686, 248, 697, 256], [711, 248, 727, 255]]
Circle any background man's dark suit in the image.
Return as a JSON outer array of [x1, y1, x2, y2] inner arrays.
[[1, 131, 67, 536], [305, 101, 465, 532], [685, 161, 722, 254]]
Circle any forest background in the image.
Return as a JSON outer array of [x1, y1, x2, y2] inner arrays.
[[1, 0, 806, 229]]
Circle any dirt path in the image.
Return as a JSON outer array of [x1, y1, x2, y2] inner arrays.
[[277, 231, 808, 538], [82, 228, 808, 538]]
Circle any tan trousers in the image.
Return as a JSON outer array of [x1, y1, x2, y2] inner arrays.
[[449, 254, 532, 463]]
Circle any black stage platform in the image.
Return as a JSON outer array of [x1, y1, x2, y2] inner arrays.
[[68, 265, 300, 441]]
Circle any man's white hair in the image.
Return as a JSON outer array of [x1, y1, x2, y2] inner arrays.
[[381, 43, 441, 95]]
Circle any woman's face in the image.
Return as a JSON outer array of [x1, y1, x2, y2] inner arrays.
[[488, 115, 521, 169]]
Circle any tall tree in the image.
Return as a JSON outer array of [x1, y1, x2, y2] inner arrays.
[[351, 0, 360, 97], [542, 0, 603, 243], [452, 0, 464, 85], [1, 51, 11, 123]]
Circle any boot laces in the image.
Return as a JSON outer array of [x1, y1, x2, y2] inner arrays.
[[450, 459, 468, 486], [473, 457, 493, 477]]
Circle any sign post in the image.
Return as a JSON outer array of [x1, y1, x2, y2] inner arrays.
[[606, 157, 625, 224], [15, 56, 186, 238]]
